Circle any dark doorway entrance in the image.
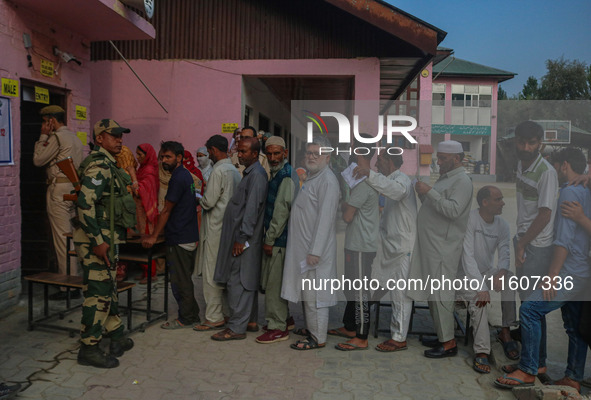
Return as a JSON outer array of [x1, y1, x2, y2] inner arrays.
[[19, 82, 67, 275]]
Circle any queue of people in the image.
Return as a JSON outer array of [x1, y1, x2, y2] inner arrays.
[[33, 108, 589, 394]]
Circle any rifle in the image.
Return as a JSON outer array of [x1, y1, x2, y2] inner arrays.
[[56, 157, 80, 201]]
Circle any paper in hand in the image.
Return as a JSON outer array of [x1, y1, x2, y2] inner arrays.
[[341, 162, 367, 189]]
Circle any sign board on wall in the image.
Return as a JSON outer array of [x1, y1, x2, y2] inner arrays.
[[1, 78, 19, 97], [76, 132, 87, 146], [75, 105, 87, 120], [40, 60, 54, 78], [34, 86, 49, 104], [221, 123, 239, 134], [0, 97, 13, 165]]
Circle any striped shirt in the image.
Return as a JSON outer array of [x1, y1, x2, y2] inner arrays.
[[516, 153, 558, 247]]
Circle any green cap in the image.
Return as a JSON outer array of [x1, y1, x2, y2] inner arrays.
[[93, 119, 130, 140]]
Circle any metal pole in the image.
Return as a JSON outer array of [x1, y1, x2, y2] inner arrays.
[[108, 40, 168, 114]]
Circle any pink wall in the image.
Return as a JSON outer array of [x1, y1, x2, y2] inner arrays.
[[0, 0, 93, 306], [89, 58, 380, 154]]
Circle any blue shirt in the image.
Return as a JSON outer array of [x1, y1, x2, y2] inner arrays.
[[164, 165, 199, 245], [553, 184, 591, 279]]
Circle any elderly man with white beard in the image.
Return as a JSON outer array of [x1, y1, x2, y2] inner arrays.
[[282, 135, 340, 350]]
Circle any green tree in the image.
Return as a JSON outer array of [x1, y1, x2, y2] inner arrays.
[[498, 85, 508, 100], [538, 57, 590, 100], [518, 76, 539, 100]]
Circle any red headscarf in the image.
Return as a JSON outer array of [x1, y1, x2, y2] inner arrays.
[[136, 143, 159, 227], [183, 150, 205, 194]]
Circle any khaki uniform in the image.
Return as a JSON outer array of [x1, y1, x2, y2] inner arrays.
[[33, 126, 84, 276]]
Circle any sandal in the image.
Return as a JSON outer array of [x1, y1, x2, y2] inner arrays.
[[335, 342, 368, 351], [375, 339, 408, 353], [161, 319, 194, 330], [473, 356, 491, 374], [290, 336, 326, 351], [497, 337, 520, 360], [494, 374, 534, 389], [211, 328, 246, 341], [193, 321, 226, 332], [293, 328, 310, 336], [502, 364, 551, 384]]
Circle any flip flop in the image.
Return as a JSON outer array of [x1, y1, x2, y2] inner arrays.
[[335, 342, 368, 351], [502, 364, 551, 384], [497, 337, 520, 360], [494, 374, 535, 389], [193, 321, 225, 331], [473, 356, 491, 374], [327, 328, 356, 339], [375, 339, 408, 353]]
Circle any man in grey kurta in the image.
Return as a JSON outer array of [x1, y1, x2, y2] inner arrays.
[[409, 140, 473, 358], [212, 138, 268, 340], [282, 136, 340, 350], [195, 135, 241, 330]]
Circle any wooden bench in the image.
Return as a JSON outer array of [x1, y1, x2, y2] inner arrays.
[[25, 272, 136, 337]]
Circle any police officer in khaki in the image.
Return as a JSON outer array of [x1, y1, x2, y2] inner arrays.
[[33, 105, 84, 300]]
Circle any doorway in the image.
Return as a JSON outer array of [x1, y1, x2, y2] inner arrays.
[[19, 82, 67, 275]]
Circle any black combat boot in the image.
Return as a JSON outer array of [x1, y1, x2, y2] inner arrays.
[[77, 343, 119, 368], [110, 336, 134, 357]]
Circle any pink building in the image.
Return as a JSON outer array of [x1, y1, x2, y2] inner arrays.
[[0, 0, 154, 310]]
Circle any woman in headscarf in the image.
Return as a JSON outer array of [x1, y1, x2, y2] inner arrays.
[[196, 146, 213, 184], [183, 150, 204, 195], [135, 143, 159, 235], [136, 143, 160, 284]]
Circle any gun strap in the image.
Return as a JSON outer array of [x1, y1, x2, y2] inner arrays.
[[109, 168, 115, 264]]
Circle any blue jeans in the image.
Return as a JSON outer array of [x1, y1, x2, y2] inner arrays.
[[513, 236, 553, 300], [519, 277, 588, 382]]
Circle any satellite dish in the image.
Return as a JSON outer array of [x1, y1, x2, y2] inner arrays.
[[120, 0, 154, 19]]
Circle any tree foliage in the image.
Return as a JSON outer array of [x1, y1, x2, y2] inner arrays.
[[538, 57, 590, 100], [518, 76, 539, 100], [498, 85, 508, 100]]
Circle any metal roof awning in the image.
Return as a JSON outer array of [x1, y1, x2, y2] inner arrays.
[[11, 0, 155, 41]]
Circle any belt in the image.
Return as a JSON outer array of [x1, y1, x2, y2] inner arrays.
[[47, 177, 71, 184]]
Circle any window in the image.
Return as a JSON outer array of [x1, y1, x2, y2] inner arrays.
[[258, 113, 270, 132], [460, 141, 471, 152], [432, 93, 445, 107], [452, 93, 465, 107]]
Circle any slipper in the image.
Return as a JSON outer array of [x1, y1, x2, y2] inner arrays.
[[502, 364, 551, 384], [193, 321, 225, 332], [211, 328, 246, 341], [293, 328, 310, 336], [375, 339, 408, 353], [497, 337, 520, 360], [290, 336, 326, 351], [473, 356, 491, 374], [161, 319, 194, 330], [327, 328, 356, 339], [494, 374, 535, 389], [335, 342, 368, 351]]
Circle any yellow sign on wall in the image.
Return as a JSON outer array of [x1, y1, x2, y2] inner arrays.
[[40, 59, 54, 78], [1, 78, 19, 97], [221, 123, 239, 134], [75, 105, 87, 120], [34, 86, 49, 104], [76, 132, 87, 146]]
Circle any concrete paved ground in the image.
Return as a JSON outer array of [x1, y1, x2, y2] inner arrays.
[[1, 181, 589, 399]]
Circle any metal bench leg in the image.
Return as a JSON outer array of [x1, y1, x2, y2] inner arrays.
[[127, 288, 133, 331], [28, 280, 34, 330], [43, 285, 49, 317]]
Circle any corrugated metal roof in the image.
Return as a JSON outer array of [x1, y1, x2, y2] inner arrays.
[[433, 58, 516, 81]]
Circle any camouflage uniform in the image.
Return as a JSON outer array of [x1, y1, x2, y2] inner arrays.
[[74, 145, 129, 345]]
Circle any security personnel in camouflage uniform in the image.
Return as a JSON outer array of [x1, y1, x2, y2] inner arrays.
[[74, 119, 135, 368], [33, 105, 83, 300]]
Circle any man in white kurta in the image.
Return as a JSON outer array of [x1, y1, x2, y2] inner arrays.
[[282, 137, 340, 350], [409, 140, 473, 358], [354, 151, 417, 352], [194, 135, 241, 330], [457, 185, 517, 373]]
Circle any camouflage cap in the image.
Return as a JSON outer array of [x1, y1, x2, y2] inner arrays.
[[40, 105, 65, 115], [92, 119, 130, 140]]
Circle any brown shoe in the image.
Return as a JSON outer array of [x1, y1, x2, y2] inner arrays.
[[211, 328, 246, 341], [246, 322, 259, 332]]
